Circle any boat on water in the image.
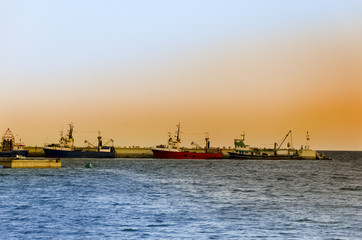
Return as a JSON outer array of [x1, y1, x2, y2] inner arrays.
[[0, 128, 28, 157], [43, 123, 116, 158], [228, 131, 330, 160], [152, 124, 223, 159]]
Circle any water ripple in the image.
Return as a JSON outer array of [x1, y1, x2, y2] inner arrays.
[[0, 151, 361, 239]]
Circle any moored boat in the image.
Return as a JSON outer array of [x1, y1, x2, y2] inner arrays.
[[43, 123, 116, 158], [152, 124, 223, 159], [228, 131, 330, 160], [0, 128, 28, 157]]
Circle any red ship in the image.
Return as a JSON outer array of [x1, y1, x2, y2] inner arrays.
[[152, 124, 223, 159]]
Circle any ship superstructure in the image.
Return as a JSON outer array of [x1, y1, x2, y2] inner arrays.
[[152, 124, 223, 159], [228, 131, 330, 160], [43, 123, 116, 158]]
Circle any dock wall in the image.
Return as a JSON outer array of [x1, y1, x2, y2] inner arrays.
[[0, 159, 61, 168]]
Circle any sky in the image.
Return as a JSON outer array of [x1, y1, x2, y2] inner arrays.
[[1, 0, 362, 150]]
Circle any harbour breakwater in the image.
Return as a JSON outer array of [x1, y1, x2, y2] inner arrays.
[[25, 147, 233, 158]]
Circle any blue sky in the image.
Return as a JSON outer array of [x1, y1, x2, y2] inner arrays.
[[2, 0, 361, 83]]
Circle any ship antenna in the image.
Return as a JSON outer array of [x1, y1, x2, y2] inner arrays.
[[176, 123, 181, 142], [97, 131, 102, 151], [205, 132, 210, 149], [241, 131, 246, 141], [68, 123, 74, 139], [306, 131, 310, 149]]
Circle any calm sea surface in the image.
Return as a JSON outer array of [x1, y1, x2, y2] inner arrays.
[[0, 151, 361, 239]]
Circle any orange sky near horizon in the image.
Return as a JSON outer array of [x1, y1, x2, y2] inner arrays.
[[2, 31, 362, 150]]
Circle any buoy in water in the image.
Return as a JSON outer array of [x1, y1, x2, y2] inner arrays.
[[85, 163, 93, 168]]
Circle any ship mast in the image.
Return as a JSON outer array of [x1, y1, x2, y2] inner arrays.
[[60, 123, 74, 149], [306, 131, 310, 150], [205, 132, 210, 149], [166, 124, 181, 149], [68, 123, 74, 139], [97, 131, 102, 151], [175, 123, 181, 143]]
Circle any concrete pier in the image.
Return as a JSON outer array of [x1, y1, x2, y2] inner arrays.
[[0, 158, 61, 168]]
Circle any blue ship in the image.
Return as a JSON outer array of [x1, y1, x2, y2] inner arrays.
[[0, 128, 28, 157], [0, 150, 29, 157], [43, 123, 116, 158]]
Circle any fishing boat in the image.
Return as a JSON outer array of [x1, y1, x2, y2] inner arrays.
[[43, 123, 116, 158], [152, 124, 223, 159], [0, 128, 28, 157], [228, 131, 330, 160]]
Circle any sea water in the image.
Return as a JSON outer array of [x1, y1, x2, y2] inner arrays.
[[0, 151, 361, 239]]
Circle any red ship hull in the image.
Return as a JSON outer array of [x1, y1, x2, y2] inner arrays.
[[152, 149, 223, 159]]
